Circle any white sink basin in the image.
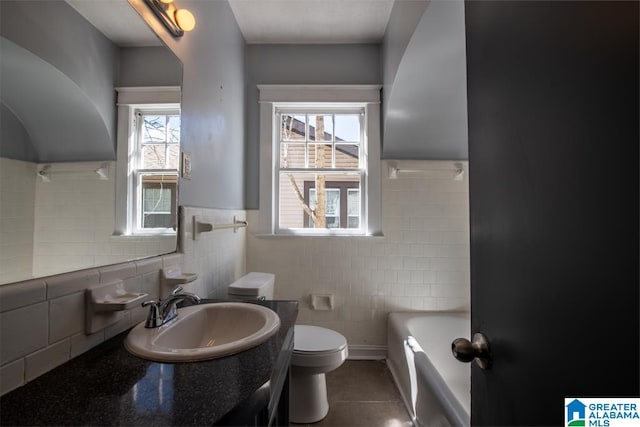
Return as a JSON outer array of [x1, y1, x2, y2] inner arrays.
[[125, 302, 281, 362]]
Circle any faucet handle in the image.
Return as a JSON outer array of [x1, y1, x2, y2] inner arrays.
[[142, 299, 159, 307], [171, 286, 184, 296]]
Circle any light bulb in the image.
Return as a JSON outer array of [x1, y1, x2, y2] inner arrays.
[[159, 0, 174, 4], [175, 9, 195, 32]]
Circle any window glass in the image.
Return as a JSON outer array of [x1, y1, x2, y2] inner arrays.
[[280, 143, 306, 168], [334, 114, 361, 142], [281, 114, 307, 141], [167, 115, 181, 143], [135, 111, 180, 232], [347, 189, 360, 229], [336, 144, 360, 167], [309, 115, 333, 142], [309, 188, 340, 228], [276, 109, 363, 232], [142, 186, 172, 228]]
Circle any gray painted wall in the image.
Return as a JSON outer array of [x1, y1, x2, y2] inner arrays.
[[244, 44, 381, 208], [129, 0, 246, 209], [1, 37, 117, 162], [381, 0, 429, 123], [382, 0, 468, 160], [0, 103, 37, 162], [118, 46, 182, 87], [0, 1, 119, 162]]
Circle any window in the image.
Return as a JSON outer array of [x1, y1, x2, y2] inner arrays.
[[114, 87, 181, 237], [134, 112, 180, 233], [277, 110, 364, 232], [258, 85, 382, 236]]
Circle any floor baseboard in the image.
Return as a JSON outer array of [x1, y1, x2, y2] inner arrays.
[[347, 345, 387, 360]]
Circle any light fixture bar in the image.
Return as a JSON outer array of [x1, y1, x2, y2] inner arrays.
[[144, 0, 184, 37]]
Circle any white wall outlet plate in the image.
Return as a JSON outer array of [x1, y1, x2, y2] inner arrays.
[[181, 152, 192, 179]]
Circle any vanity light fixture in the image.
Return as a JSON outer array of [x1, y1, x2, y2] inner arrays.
[[144, 0, 195, 37]]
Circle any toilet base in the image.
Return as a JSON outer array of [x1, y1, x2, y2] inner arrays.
[[290, 371, 329, 423]]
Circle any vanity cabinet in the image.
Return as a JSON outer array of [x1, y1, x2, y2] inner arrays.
[[0, 300, 298, 426], [215, 327, 293, 427]]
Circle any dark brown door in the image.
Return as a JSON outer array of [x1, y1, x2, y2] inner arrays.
[[464, 1, 639, 425]]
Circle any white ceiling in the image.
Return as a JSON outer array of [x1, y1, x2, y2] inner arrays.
[[65, 0, 162, 47], [228, 0, 395, 44], [67, 0, 395, 46]]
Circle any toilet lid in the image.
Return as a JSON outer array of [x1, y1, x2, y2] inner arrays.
[[294, 325, 347, 353], [228, 272, 274, 296]]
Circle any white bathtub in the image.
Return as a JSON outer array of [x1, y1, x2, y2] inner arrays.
[[387, 312, 470, 427]]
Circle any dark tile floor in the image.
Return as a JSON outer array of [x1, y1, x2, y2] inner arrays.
[[292, 360, 413, 427]]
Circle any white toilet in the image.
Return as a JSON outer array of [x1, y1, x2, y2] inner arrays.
[[290, 324, 348, 423], [227, 273, 349, 424]]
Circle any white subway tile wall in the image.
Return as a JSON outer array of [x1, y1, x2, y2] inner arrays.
[[0, 279, 45, 312], [247, 160, 470, 347], [0, 158, 36, 284], [24, 339, 70, 382], [0, 302, 48, 365], [0, 160, 176, 281], [46, 269, 100, 300], [0, 359, 24, 394], [48, 292, 85, 343], [0, 207, 247, 396], [178, 207, 247, 299]]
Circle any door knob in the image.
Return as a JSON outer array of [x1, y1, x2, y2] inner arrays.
[[452, 333, 491, 369]]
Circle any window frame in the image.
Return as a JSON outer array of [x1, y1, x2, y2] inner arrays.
[[132, 109, 181, 234], [258, 85, 382, 237], [114, 87, 181, 237], [276, 107, 365, 235]]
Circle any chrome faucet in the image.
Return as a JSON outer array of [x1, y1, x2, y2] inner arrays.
[[142, 286, 201, 328]]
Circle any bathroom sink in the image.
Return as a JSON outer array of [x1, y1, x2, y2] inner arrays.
[[125, 302, 281, 362]]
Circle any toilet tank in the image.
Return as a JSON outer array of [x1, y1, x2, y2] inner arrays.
[[227, 272, 275, 300]]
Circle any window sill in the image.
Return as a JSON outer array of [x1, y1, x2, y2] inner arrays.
[[110, 233, 176, 240], [253, 233, 384, 240]]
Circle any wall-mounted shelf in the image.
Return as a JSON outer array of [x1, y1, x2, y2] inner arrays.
[[161, 267, 198, 287], [85, 280, 148, 333], [91, 292, 148, 312]]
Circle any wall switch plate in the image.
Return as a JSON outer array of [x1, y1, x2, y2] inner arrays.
[[181, 152, 192, 179]]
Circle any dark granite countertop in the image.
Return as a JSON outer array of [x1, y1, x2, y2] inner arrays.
[[0, 300, 298, 426]]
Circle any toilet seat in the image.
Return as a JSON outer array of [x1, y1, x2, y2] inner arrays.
[[294, 325, 347, 353], [292, 325, 348, 369]]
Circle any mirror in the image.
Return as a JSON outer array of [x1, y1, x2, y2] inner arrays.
[[0, 0, 182, 285]]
